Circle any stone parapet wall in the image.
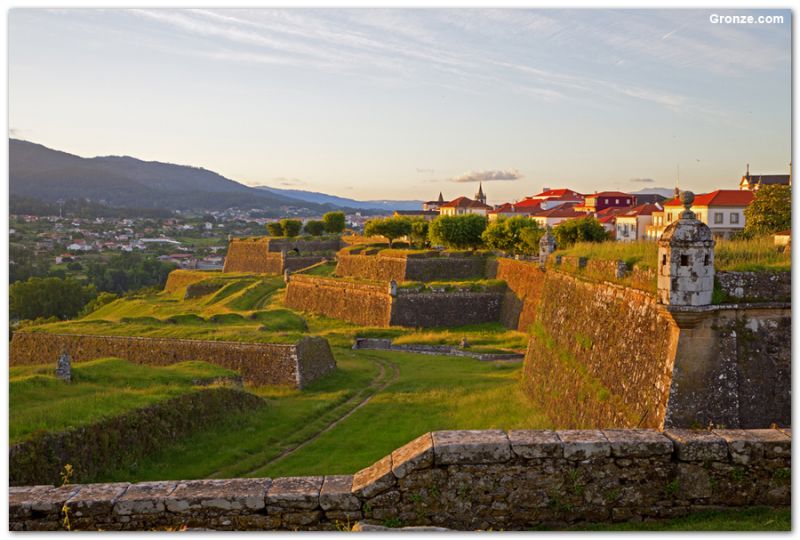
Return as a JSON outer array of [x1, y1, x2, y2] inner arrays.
[[715, 271, 791, 303], [10, 428, 790, 531], [264, 237, 342, 253], [223, 238, 336, 274], [494, 258, 546, 332], [390, 290, 505, 327], [10, 388, 264, 487], [163, 270, 212, 294], [9, 333, 335, 388], [335, 254, 407, 282]]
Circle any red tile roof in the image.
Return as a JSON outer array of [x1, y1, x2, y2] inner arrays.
[[618, 203, 663, 217], [663, 190, 755, 207], [532, 188, 584, 199], [513, 198, 544, 209], [585, 191, 634, 198], [531, 203, 583, 218], [440, 196, 493, 209]]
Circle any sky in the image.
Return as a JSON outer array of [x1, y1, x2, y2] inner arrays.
[[8, 8, 792, 204]]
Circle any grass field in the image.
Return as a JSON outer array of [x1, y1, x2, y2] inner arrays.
[[93, 348, 542, 482], [564, 507, 790, 532], [9, 358, 236, 444], [556, 236, 790, 273]]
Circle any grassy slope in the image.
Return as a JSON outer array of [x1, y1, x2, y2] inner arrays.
[[9, 358, 236, 444], [93, 348, 543, 482], [564, 507, 790, 532]]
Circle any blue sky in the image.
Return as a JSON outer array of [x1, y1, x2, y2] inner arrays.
[[8, 8, 791, 203]]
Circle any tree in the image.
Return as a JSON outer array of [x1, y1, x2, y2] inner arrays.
[[428, 214, 488, 250], [322, 211, 346, 234], [482, 216, 544, 255], [10, 277, 97, 321], [409, 219, 430, 248], [744, 184, 791, 236], [85, 252, 176, 294], [304, 220, 326, 236], [266, 222, 284, 236], [553, 216, 609, 247], [364, 217, 412, 247], [280, 219, 303, 237]]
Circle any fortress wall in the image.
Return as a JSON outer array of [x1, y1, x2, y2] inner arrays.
[[523, 272, 679, 429], [9, 333, 335, 388], [10, 428, 790, 531], [264, 237, 342, 253], [390, 290, 505, 328], [284, 275, 393, 327], [10, 388, 264, 487], [335, 252, 491, 282], [222, 241, 283, 274], [715, 271, 791, 303], [494, 258, 546, 331], [335, 254, 408, 282]]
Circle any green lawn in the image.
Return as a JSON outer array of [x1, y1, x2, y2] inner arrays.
[[564, 507, 790, 532], [92, 348, 543, 482], [9, 358, 236, 444]]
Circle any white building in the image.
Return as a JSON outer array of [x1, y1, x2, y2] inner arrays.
[[646, 190, 754, 240], [615, 203, 662, 242]]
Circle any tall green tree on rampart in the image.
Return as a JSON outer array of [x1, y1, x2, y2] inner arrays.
[[482, 216, 544, 255], [744, 184, 791, 236], [364, 217, 412, 247], [429, 214, 488, 250], [10, 277, 97, 321], [323, 212, 346, 234], [553, 216, 608, 247]]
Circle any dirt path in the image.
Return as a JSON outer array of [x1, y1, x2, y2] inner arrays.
[[209, 352, 399, 478], [253, 355, 400, 472]]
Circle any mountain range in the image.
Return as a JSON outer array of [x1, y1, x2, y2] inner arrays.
[[255, 186, 423, 211], [9, 139, 406, 214]]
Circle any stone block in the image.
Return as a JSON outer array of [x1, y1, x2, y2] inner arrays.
[[267, 476, 322, 510], [664, 430, 727, 462], [66, 482, 130, 517], [713, 429, 763, 464], [165, 478, 270, 513], [391, 433, 434, 478], [114, 481, 177, 515], [320, 475, 360, 511], [508, 430, 563, 459], [603, 429, 673, 457], [432, 430, 512, 465], [10, 484, 80, 520], [747, 429, 791, 459], [352, 455, 395, 498], [557, 430, 611, 460]]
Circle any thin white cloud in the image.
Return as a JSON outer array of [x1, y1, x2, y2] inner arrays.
[[449, 169, 523, 183]]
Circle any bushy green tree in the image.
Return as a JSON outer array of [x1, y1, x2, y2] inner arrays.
[[364, 217, 412, 247], [280, 219, 303, 237], [322, 211, 346, 234], [482, 216, 544, 255], [10, 277, 97, 321], [266, 222, 284, 236], [429, 214, 488, 250], [304, 220, 325, 236], [744, 184, 791, 236], [553, 216, 609, 247], [409, 219, 430, 248], [85, 252, 176, 294]]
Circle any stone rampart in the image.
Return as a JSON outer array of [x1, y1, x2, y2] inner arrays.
[[163, 270, 212, 294], [494, 257, 546, 332], [10, 428, 790, 531], [9, 333, 336, 388], [284, 275, 393, 327], [10, 388, 264, 487], [715, 271, 791, 303], [335, 251, 491, 282], [390, 289, 505, 327], [223, 238, 332, 274]]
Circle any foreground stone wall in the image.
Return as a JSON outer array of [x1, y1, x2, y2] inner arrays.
[[10, 428, 790, 531], [9, 333, 335, 388], [10, 388, 264, 487]]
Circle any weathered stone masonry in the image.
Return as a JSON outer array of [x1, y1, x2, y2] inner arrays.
[[9, 333, 336, 388], [9, 428, 790, 531], [336, 251, 491, 282], [223, 237, 340, 275]]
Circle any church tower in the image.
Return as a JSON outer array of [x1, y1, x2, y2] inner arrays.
[[475, 182, 487, 204]]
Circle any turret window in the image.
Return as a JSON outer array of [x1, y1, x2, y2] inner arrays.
[[680, 255, 689, 266]]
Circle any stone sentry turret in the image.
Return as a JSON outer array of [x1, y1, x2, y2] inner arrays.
[[539, 227, 556, 267], [657, 191, 715, 306]]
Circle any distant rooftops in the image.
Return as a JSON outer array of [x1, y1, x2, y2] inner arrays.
[[663, 189, 754, 207], [440, 196, 493, 209]]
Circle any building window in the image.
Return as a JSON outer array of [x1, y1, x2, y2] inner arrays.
[[696, 212, 702, 222], [667, 213, 673, 222], [680, 255, 689, 266], [714, 212, 723, 224], [615, 199, 619, 204], [704, 254, 710, 266], [661, 254, 667, 266], [730, 213, 740, 224], [604, 198, 609, 204]]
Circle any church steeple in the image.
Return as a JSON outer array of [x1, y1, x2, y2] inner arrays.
[[437, 191, 444, 203], [475, 182, 486, 204]]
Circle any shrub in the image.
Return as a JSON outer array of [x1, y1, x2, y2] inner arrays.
[[10, 277, 97, 321], [323, 211, 346, 234], [304, 220, 325, 236], [409, 219, 430, 248], [280, 219, 303, 238], [745, 184, 791, 236], [266, 222, 284, 236], [429, 214, 487, 250]]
